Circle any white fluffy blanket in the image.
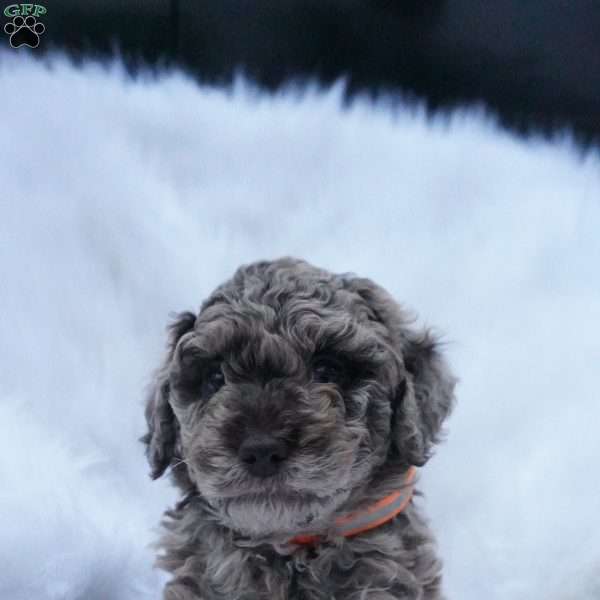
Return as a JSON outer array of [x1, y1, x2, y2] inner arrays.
[[1, 53, 599, 600]]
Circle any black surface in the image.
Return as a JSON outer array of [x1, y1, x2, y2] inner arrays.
[[7, 0, 600, 145]]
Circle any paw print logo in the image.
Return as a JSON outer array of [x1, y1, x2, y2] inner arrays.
[[4, 15, 45, 48]]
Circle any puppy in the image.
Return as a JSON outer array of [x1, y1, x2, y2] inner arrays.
[[143, 257, 456, 599]]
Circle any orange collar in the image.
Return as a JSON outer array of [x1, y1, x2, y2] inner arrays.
[[289, 466, 417, 546]]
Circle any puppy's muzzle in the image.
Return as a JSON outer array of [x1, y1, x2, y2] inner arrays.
[[238, 433, 290, 478]]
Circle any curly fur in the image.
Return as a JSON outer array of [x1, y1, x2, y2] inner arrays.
[[142, 257, 456, 599]]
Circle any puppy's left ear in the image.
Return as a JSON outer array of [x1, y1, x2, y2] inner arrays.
[[141, 311, 197, 479], [394, 331, 456, 466], [345, 276, 456, 467]]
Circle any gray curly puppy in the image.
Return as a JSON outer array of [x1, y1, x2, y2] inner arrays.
[[143, 257, 456, 600]]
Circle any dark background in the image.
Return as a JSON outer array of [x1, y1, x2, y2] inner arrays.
[[21, 0, 600, 145]]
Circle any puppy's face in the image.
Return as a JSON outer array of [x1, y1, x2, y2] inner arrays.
[[144, 259, 455, 536], [168, 294, 395, 534]]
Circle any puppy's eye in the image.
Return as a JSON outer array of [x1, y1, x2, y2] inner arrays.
[[202, 364, 225, 397], [312, 358, 344, 385]]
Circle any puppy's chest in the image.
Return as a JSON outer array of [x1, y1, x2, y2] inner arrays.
[[237, 547, 335, 600], [212, 543, 413, 600], [163, 509, 437, 599]]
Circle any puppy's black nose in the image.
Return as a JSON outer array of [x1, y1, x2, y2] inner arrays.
[[238, 435, 289, 478]]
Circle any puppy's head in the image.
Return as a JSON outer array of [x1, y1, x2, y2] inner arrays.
[[143, 258, 456, 536]]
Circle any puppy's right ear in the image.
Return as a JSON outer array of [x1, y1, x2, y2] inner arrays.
[[141, 311, 197, 480]]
